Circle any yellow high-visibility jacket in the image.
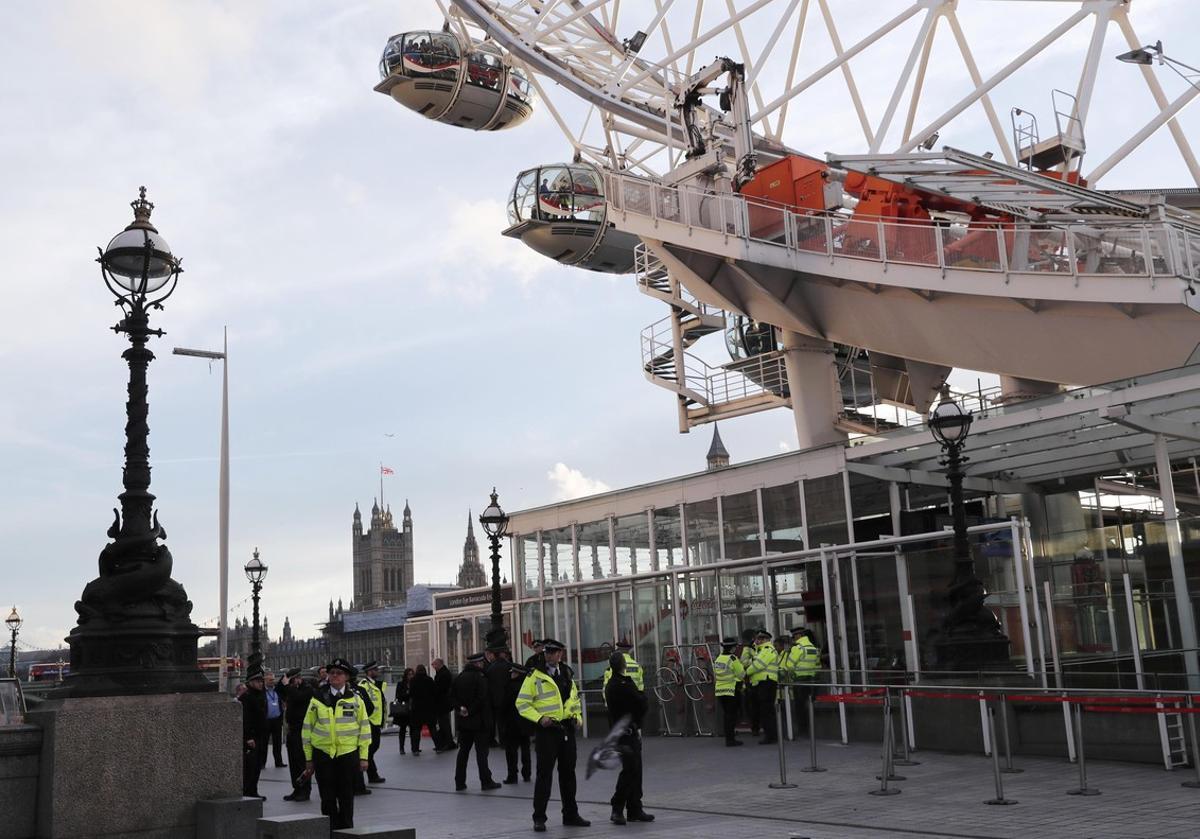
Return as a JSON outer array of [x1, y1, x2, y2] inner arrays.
[[712, 653, 745, 697], [783, 637, 820, 681], [302, 688, 371, 761], [360, 678, 385, 726], [516, 667, 582, 726], [746, 641, 780, 686]]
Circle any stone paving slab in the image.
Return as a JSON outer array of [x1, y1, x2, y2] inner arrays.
[[261, 731, 1200, 838]]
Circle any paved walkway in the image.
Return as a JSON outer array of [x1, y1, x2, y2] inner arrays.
[[260, 731, 1200, 838]]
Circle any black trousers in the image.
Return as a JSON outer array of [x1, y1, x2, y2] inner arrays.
[[433, 711, 454, 748], [455, 728, 495, 787], [504, 721, 532, 780], [609, 730, 643, 816], [746, 682, 760, 734], [790, 683, 813, 735], [285, 728, 311, 796], [313, 750, 358, 830], [260, 717, 284, 768], [393, 715, 411, 752], [242, 742, 262, 797], [532, 724, 578, 823], [718, 695, 740, 743], [367, 724, 382, 780], [756, 681, 778, 742], [408, 717, 424, 752]]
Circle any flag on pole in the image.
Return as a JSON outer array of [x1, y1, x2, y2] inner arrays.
[[381, 466, 395, 475]]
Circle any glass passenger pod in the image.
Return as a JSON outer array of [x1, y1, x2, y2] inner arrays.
[[725, 316, 781, 361], [376, 33, 532, 131], [503, 163, 638, 274]]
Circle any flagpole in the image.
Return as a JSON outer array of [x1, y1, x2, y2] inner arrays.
[[380, 463, 385, 511]]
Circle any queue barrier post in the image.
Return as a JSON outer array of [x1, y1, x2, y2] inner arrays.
[[869, 692, 901, 796], [1066, 702, 1100, 796], [769, 692, 797, 789], [998, 694, 1022, 774], [1182, 695, 1200, 789], [799, 692, 826, 773], [985, 702, 1017, 805], [893, 690, 919, 767]]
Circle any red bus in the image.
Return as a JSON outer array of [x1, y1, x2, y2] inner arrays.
[[27, 662, 69, 682]]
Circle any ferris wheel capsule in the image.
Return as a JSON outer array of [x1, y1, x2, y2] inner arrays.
[[503, 162, 639, 273], [374, 31, 534, 131]]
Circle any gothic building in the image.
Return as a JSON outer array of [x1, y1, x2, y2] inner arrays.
[[352, 499, 414, 610], [456, 511, 487, 589]]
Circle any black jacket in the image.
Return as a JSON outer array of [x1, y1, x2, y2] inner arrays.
[[240, 687, 269, 744], [485, 658, 511, 710], [604, 673, 647, 730], [390, 679, 413, 724], [410, 672, 436, 720], [433, 665, 454, 712], [280, 678, 315, 728], [451, 665, 491, 732]]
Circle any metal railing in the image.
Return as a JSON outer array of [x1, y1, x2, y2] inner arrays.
[[606, 171, 1200, 284]]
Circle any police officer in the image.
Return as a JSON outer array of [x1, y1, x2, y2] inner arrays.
[[738, 631, 758, 736], [348, 666, 375, 796], [602, 640, 644, 694], [713, 637, 746, 747], [301, 657, 371, 831], [603, 652, 654, 825], [281, 667, 314, 801], [360, 661, 387, 784], [239, 665, 269, 799], [502, 664, 533, 783], [516, 638, 590, 832], [746, 629, 780, 744], [783, 627, 820, 734], [524, 639, 546, 670], [453, 652, 502, 791]]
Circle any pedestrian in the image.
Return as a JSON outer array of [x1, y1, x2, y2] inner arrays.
[[301, 657, 371, 831], [602, 640, 644, 693], [348, 666, 376, 796], [485, 645, 512, 747], [502, 664, 532, 784], [524, 639, 545, 670], [516, 638, 590, 832], [409, 663, 436, 755], [261, 671, 286, 770], [390, 667, 415, 754], [603, 652, 654, 825], [431, 658, 456, 752], [360, 661, 387, 784], [713, 637, 746, 746], [746, 629, 780, 744], [239, 666, 268, 800], [280, 667, 315, 801], [453, 652, 502, 791], [783, 627, 820, 734]]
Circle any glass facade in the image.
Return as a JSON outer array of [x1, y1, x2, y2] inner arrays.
[[576, 519, 612, 581], [721, 490, 760, 560], [763, 482, 804, 554], [652, 506, 683, 568], [685, 498, 720, 565], [613, 513, 649, 576]]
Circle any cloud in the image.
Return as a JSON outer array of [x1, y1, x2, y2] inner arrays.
[[546, 462, 610, 501], [778, 441, 792, 452]]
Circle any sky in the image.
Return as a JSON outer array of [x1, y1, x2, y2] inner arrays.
[[2, 1, 1198, 653]]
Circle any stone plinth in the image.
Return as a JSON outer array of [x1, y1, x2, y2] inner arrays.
[[333, 827, 416, 838], [256, 815, 330, 839], [0, 724, 42, 839], [196, 797, 263, 839], [28, 692, 241, 839]]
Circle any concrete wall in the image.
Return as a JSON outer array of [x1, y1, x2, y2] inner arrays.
[[0, 724, 41, 839]]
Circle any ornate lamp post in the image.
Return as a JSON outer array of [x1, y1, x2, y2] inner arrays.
[[5, 607, 20, 678], [928, 396, 1009, 669], [244, 548, 268, 670], [479, 489, 510, 649], [64, 188, 210, 697]]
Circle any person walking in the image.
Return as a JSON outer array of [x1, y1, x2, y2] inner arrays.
[[502, 664, 532, 784], [431, 658, 456, 752], [516, 638, 590, 832], [390, 668, 415, 754], [410, 664, 436, 755], [261, 671, 286, 770], [239, 666, 269, 800], [746, 629, 780, 744], [349, 667, 375, 797], [360, 661, 387, 783], [301, 658, 371, 831], [280, 667, 315, 801], [783, 627, 821, 735], [603, 652, 654, 825], [713, 637, 746, 747], [453, 652, 502, 791]]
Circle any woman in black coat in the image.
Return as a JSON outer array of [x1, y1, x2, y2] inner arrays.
[[408, 664, 437, 755], [390, 668, 416, 754]]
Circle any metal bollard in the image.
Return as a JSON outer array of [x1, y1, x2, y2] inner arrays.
[[1066, 703, 1100, 796], [998, 695, 1022, 774], [893, 691, 919, 767], [1182, 696, 1200, 790], [799, 693, 826, 773], [869, 695, 901, 796], [769, 696, 798, 789], [985, 703, 1017, 805]]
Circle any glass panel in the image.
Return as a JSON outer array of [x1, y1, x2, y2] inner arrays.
[[616, 586, 634, 645], [510, 170, 536, 226], [571, 166, 605, 221], [577, 519, 612, 581], [722, 490, 761, 560], [517, 534, 541, 596], [519, 601, 542, 662], [401, 32, 460, 80], [652, 506, 682, 569], [772, 561, 827, 655], [634, 580, 672, 735], [719, 567, 767, 641], [508, 68, 532, 102], [465, 48, 503, 90], [537, 166, 574, 219], [804, 475, 849, 548], [763, 483, 805, 555], [613, 513, 649, 576], [379, 34, 405, 79], [685, 498, 720, 565], [579, 590, 615, 688], [840, 552, 905, 678], [544, 526, 574, 584], [677, 571, 720, 646]]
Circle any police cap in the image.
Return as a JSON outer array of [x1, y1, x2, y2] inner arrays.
[[542, 638, 566, 652], [327, 657, 354, 676]]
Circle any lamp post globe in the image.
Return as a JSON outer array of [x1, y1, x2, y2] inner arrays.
[[479, 489, 510, 649], [64, 188, 209, 697], [5, 607, 20, 678], [244, 548, 267, 670]]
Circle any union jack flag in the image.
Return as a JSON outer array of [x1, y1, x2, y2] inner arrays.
[[380, 466, 394, 475]]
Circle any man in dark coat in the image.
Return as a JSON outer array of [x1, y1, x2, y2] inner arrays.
[[452, 652, 502, 791], [409, 664, 436, 754], [431, 658, 456, 751], [603, 653, 655, 824], [349, 666, 376, 796], [502, 663, 532, 783], [485, 646, 512, 747], [279, 667, 314, 801], [239, 666, 269, 799]]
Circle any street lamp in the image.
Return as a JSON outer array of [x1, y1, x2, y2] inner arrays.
[[65, 188, 210, 697], [927, 395, 1009, 669], [5, 607, 21, 678], [1116, 40, 1200, 89], [244, 548, 268, 670], [479, 489, 510, 649], [173, 332, 230, 692]]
